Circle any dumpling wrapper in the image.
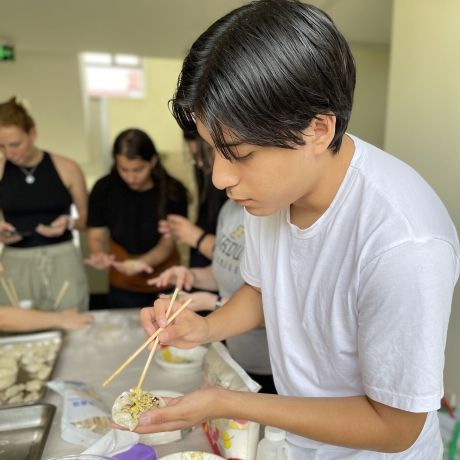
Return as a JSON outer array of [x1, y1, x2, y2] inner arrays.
[[112, 388, 165, 431]]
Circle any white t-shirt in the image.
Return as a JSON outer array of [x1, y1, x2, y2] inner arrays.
[[240, 135, 459, 459]]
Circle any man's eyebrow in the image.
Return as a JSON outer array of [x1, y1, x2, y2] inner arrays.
[[202, 139, 243, 149], [220, 141, 244, 148], [201, 138, 246, 152]]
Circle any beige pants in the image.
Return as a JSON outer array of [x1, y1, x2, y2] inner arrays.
[[0, 241, 89, 311]]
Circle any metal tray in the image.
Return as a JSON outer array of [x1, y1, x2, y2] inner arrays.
[[0, 403, 56, 460], [0, 330, 63, 406]]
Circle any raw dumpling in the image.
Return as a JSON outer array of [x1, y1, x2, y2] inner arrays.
[[112, 387, 165, 431]]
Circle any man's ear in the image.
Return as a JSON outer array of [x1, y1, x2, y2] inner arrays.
[[29, 127, 38, 143], [305, 114, 336, 155]]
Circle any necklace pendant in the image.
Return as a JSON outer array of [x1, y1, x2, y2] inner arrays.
[[25, 175, 35, 184]]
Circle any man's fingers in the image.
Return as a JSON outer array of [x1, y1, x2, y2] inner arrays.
[[147, 277, 160, 286], [139, 307, 158, 335], [175, 275, 185, 291], [135, 420, 188, 434]]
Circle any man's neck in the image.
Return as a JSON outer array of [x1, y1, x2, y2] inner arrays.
[[290, 135, 355, 230]]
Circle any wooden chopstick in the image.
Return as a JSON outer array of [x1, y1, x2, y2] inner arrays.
[[7, 278, 20, 306], [136, 288, 180, 389], [1, 277, 16, 305], [102, 297, 193, 387], [53, 280, 70, 309]]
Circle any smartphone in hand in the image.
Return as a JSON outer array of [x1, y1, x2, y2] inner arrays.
[[0, 229, 33, 238]]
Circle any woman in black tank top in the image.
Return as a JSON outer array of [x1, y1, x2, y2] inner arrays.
[[0, 97, 89, 312]]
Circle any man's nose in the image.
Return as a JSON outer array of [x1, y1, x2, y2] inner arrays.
[[212, 153, 239, 191]]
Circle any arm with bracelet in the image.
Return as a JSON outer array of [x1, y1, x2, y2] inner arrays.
[[195, 231, 215, 259]]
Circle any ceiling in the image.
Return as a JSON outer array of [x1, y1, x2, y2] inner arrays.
[[0, 0, 393, 59]]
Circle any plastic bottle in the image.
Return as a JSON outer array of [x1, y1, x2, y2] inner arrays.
[[255, 425, 289, 460]]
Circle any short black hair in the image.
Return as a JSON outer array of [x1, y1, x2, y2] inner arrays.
[[171, 0, 356, 157]]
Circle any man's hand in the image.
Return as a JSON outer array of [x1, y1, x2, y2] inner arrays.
[[36, 214, 70, 237], [113, 387, 226, 434], [84, 252, 115, 270], [57, 309, 94, 330], [0, 221, 22, 244], [158, 219, 172, 239], [140, 297, 210, 348], [148, 265, 194, 291], [164, 214, 203, 248], [111, 259, 153, 276]]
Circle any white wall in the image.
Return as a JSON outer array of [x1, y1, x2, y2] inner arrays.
[[385, 0, 460, 397], [0, 51, 89, 166], [349, 44, 389, 148], [106, 57, 194, 191]]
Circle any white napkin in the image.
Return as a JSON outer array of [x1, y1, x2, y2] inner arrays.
[[82, 429, 139, 456]]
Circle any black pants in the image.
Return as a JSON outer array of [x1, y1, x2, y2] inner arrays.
[[108, 286, 159, 309]]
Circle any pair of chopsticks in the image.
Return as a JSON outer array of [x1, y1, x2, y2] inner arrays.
[[1, 277, 19, 305], [0, 277, 69, 308], [102, 288, 192, 388], [136, 288, 180, 389]]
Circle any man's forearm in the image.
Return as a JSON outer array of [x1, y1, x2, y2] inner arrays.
[[86, 228, 108, 254], [191, 266, 219, 291], [204, 283, 264, 342], [216, 390, 426, 453], [141, 238, 175, 267], [0, 307, 60, 332], [195, 233, 215, 259]]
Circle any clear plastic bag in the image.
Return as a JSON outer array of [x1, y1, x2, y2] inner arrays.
[[47, 380, 112, 446], [202, 342, 261, 460]]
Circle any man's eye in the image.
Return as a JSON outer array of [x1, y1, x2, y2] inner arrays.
[[237, 152, 254, 161]]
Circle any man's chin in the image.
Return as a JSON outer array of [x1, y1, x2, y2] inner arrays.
[[244, 205, 276, 217]]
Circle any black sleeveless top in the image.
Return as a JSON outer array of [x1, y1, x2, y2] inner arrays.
[[0, 152, 73, 248]]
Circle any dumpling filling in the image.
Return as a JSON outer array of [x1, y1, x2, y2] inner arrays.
[[112, 387, 165, 431]]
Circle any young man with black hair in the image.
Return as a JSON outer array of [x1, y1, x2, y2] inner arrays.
[[134, 1, 459, 457]]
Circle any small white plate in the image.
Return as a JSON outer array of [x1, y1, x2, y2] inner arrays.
[[158, 452, 225, 460], [154, 346, 207, 372], [139, 390, 184, 446]]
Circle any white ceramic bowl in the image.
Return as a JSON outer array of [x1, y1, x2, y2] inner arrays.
[[158, 452, 225, 460], [139, 390, 185, 446], [154, 346, 207, 372]]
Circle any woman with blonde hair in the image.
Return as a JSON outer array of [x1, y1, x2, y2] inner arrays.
[[0, 97, 89, 311]]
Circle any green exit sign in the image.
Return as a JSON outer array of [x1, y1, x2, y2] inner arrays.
[[0, 45, 15, 61]]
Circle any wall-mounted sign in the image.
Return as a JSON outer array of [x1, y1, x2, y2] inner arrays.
[[0, 44, 14, 61]]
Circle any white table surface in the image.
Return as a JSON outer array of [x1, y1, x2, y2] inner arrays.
[[41, 309, 212, 459]]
